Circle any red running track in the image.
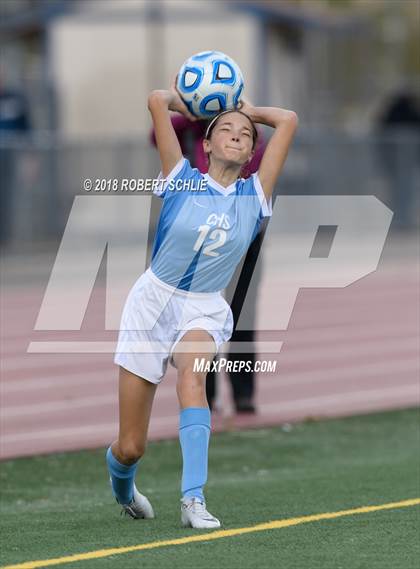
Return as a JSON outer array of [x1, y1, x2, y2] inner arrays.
[[1, 249, 419, 460]]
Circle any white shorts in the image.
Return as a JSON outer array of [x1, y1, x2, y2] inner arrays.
[[114, 268, 234, 384]]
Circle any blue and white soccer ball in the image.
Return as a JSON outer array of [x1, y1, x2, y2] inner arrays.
[[176, 51, 244, 119]]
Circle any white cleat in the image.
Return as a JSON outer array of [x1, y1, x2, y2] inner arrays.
[[181, 497, 221, 529], [110, 478, 154, 519]]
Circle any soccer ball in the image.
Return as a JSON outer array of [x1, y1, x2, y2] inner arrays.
[[176, 51, 244, 119]]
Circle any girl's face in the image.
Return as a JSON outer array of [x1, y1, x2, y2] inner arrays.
[[203, 112, 255, 167]]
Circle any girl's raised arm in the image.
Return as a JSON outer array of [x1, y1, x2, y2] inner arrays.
[[240, 101, 298, 200], [147, 87, 196, 177]]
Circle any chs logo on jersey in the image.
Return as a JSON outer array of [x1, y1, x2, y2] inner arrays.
[[206, 213, 231, 229]]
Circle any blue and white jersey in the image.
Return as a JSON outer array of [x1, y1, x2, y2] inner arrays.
[[151, 157, 272, 292]]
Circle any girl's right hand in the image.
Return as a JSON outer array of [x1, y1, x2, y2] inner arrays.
[[168, 77, 197, 121]]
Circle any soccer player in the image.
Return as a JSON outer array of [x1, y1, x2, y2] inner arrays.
[[107, 83, 297, 528], [150, 115, 267, 414]]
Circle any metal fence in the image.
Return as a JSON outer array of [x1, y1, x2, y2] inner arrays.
[[1, 129, 418, 245]]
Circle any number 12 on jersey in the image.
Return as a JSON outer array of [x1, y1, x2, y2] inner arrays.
[[193, 225, 227, 257]]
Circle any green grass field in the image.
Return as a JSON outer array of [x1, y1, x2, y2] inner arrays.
[[1, 408, 419, 569]]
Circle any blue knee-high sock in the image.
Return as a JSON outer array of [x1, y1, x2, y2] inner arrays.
[[179, 407, 211, 501], [106, 446, 138, 505]]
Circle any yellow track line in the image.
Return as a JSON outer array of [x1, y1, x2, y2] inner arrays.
[[2, 498, 419, 569]]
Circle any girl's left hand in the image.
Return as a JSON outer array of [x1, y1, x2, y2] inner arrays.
[[237, 98, 257, 121]]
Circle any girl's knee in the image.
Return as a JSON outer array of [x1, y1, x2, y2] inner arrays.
[[116, 439, 147, 464]]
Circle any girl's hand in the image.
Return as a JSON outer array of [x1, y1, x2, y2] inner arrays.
[[238, 98, 258, 122], [168, 77, 197, 121]]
